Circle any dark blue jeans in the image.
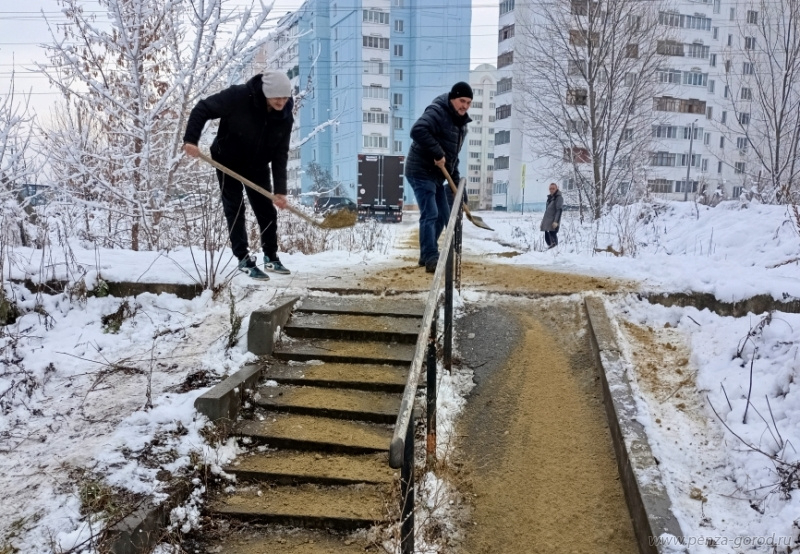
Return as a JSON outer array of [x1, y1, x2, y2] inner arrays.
[[407, 175, 452, 264], [216, 169, 278, 261]]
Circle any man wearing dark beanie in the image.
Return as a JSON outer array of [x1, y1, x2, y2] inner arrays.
[[182, 71, 294, 280], [405, 81, 473, 273]]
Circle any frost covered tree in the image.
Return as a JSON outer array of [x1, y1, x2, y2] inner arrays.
[[0, 75, 40, 251], [716, 0, 800, 204], [513, 0, 667, 219], [39, 0, 276, 250]]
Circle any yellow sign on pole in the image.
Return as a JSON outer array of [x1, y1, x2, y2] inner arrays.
[[521, 164, 526, 190]]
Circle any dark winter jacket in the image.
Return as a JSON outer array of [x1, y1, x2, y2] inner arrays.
[[183, 74, 294, 195], [540, 190, 564, 231], [405, 93, 471, 186]]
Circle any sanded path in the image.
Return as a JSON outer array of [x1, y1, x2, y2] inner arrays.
[[456, 298, 638, 554]]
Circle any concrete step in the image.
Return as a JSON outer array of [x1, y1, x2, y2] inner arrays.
[[236, 414, 392, 454], [285, 313, 421, 344], [297, 296, 425, 318], [255, 385, 402, 424], [210, 483, 390, 530], [225, 450, 396, 486], [273, 338, 416, 366], [205, 529, 375, 553], [264, 361, 409, 393]]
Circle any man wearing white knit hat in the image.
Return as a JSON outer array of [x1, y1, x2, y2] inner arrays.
[[183, 71, 294, 280]]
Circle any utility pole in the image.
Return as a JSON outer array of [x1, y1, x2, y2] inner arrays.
[[684, 119, 697, 201]]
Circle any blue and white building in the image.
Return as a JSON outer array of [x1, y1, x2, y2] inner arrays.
[[268, 0, 472, 205]]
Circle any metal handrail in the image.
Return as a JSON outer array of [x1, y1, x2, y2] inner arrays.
[[389, 178, 466, 554], [389, 177, 466, 468]]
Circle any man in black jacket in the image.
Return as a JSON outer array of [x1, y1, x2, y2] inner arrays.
[[405, 82, 472, 273], [183, 71, 294, 280]]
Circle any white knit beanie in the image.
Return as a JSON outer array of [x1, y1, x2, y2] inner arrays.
[[261, 71, 292, 98]]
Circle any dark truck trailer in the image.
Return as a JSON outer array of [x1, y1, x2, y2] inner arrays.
[[357, 154, 404, 222]]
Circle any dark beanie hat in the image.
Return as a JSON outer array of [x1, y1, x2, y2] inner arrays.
[[448, 81, 473, 100]]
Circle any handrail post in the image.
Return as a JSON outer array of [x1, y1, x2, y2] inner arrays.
[[426, 317, 437, 467], [455, 204, 463, 289], [401, 419, 415, 554], [444, 232, 454, 373]]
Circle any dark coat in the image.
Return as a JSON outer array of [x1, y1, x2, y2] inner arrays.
[[183, 74, 294, 195], [405, 93, 471, 185], [540, 190, 564, 231]]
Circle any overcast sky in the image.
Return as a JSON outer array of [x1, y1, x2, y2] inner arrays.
[[0, 0, 499, 115]]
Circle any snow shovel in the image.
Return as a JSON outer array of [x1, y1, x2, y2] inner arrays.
[[440, 166, 494, 231], [197, 152, 357, 230]]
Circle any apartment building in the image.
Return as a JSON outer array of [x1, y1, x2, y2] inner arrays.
[[466, 64, 497, 210], [266, 0, 471, 205], [492, 0, 767, 207]]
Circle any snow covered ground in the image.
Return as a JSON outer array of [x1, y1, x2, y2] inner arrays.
[[1, 199, 799, 553]]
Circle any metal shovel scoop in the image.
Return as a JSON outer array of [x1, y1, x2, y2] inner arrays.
[[198, 152, 357, 229], [440, 166, 494, 231]]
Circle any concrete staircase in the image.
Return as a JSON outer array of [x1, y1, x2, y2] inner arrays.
[[207, 296, 424, 551]]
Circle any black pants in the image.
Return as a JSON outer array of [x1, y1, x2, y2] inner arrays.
[[544, 229, 559, 247], [217, 169, 277, 261]]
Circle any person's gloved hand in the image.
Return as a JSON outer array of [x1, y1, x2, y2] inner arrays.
[[552, 221, 559, 229]]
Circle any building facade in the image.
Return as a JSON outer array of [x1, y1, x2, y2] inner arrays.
[[265, 0, 472, 206], [493, 0, 771, 208], [466, 64, 497, 210]]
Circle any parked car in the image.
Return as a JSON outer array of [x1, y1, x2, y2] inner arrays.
[[314, 196, 358, 215]]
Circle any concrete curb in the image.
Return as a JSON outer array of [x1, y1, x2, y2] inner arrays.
[[108, 296, 299, 554], [14, 278, 204, 300], [643, 291, 800, 317], [584, 296, 686, 554]]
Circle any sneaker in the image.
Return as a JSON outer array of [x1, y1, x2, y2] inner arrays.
[[263, 256, 291, 275], [425, 258, 439, 273], [238, 258, 270, 280], [418, 258, 425, 267]]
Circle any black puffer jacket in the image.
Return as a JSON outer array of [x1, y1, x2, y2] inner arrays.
[[405, 93, 471, 186], [183, 74, 294, 195]]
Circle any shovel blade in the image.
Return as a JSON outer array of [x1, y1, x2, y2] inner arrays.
[[319, 208, 358, 229], [466, 213, 494, 231]]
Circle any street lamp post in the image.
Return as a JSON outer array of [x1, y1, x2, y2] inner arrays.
[[684, 119, 698, 201]]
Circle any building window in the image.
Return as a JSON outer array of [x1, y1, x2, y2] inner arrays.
[[733, 185, 743, 197], [472, 101, 483, 108], [744, 36, 756, 50], [469, 139, 482, 146], [657, 40, 684, 56], [394, 44, 403, 56], [708, 79, 715, 93], [393, 117, 403, 130], [727, 34, 733, 46], [497, 51, 514, 68], [393, 140, 402, 153], [363, 135, 389, 148], [363, 112, 389, 124], [746, 10, 758, 24], [675, 180, 698, 193], [567, 89, 588, 106], [734, 161, 746, 174], [704, 132, 711, 145], [652, 125, 678, 138], [364, 61, 387, 74], [648, 179, 673, 193], [495, 130, 511, 145], [710, 53, 717, 67], [497, 77, 513, 94], [720, 136, 725, 148], [718, 161, 723, 173], [683, 71, 707, 86], [499, 0, 515, 15], [725, 59, 732, 73], [658, 68, 682, 83], [564, 147, 591, 163], [496, 104, 512, 119], [625, 44, 639, 58], [499, 24, 515, 42], [743, 62, 755, 75], [469, 164, 481, 172], [363, 10, 389, 24], [363, 86, 389, 99], [736, 137, 749, 151], [393, 93, 403, 105], [686, 42, 710, 58], [651, 152, 676, 166], [740, 87, 752, 100], [495, 156, 510, 170], [363, 36, 389, 49], [394, 19, 404, 32], [394, 69, 403, 81], [713, 27, 718, 39], [470, 152, 481, 159], [730, 7, 736, 20], [738, 112, 750, 125], [721, 111, 727, 123], [707, 106, 713, 119]]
